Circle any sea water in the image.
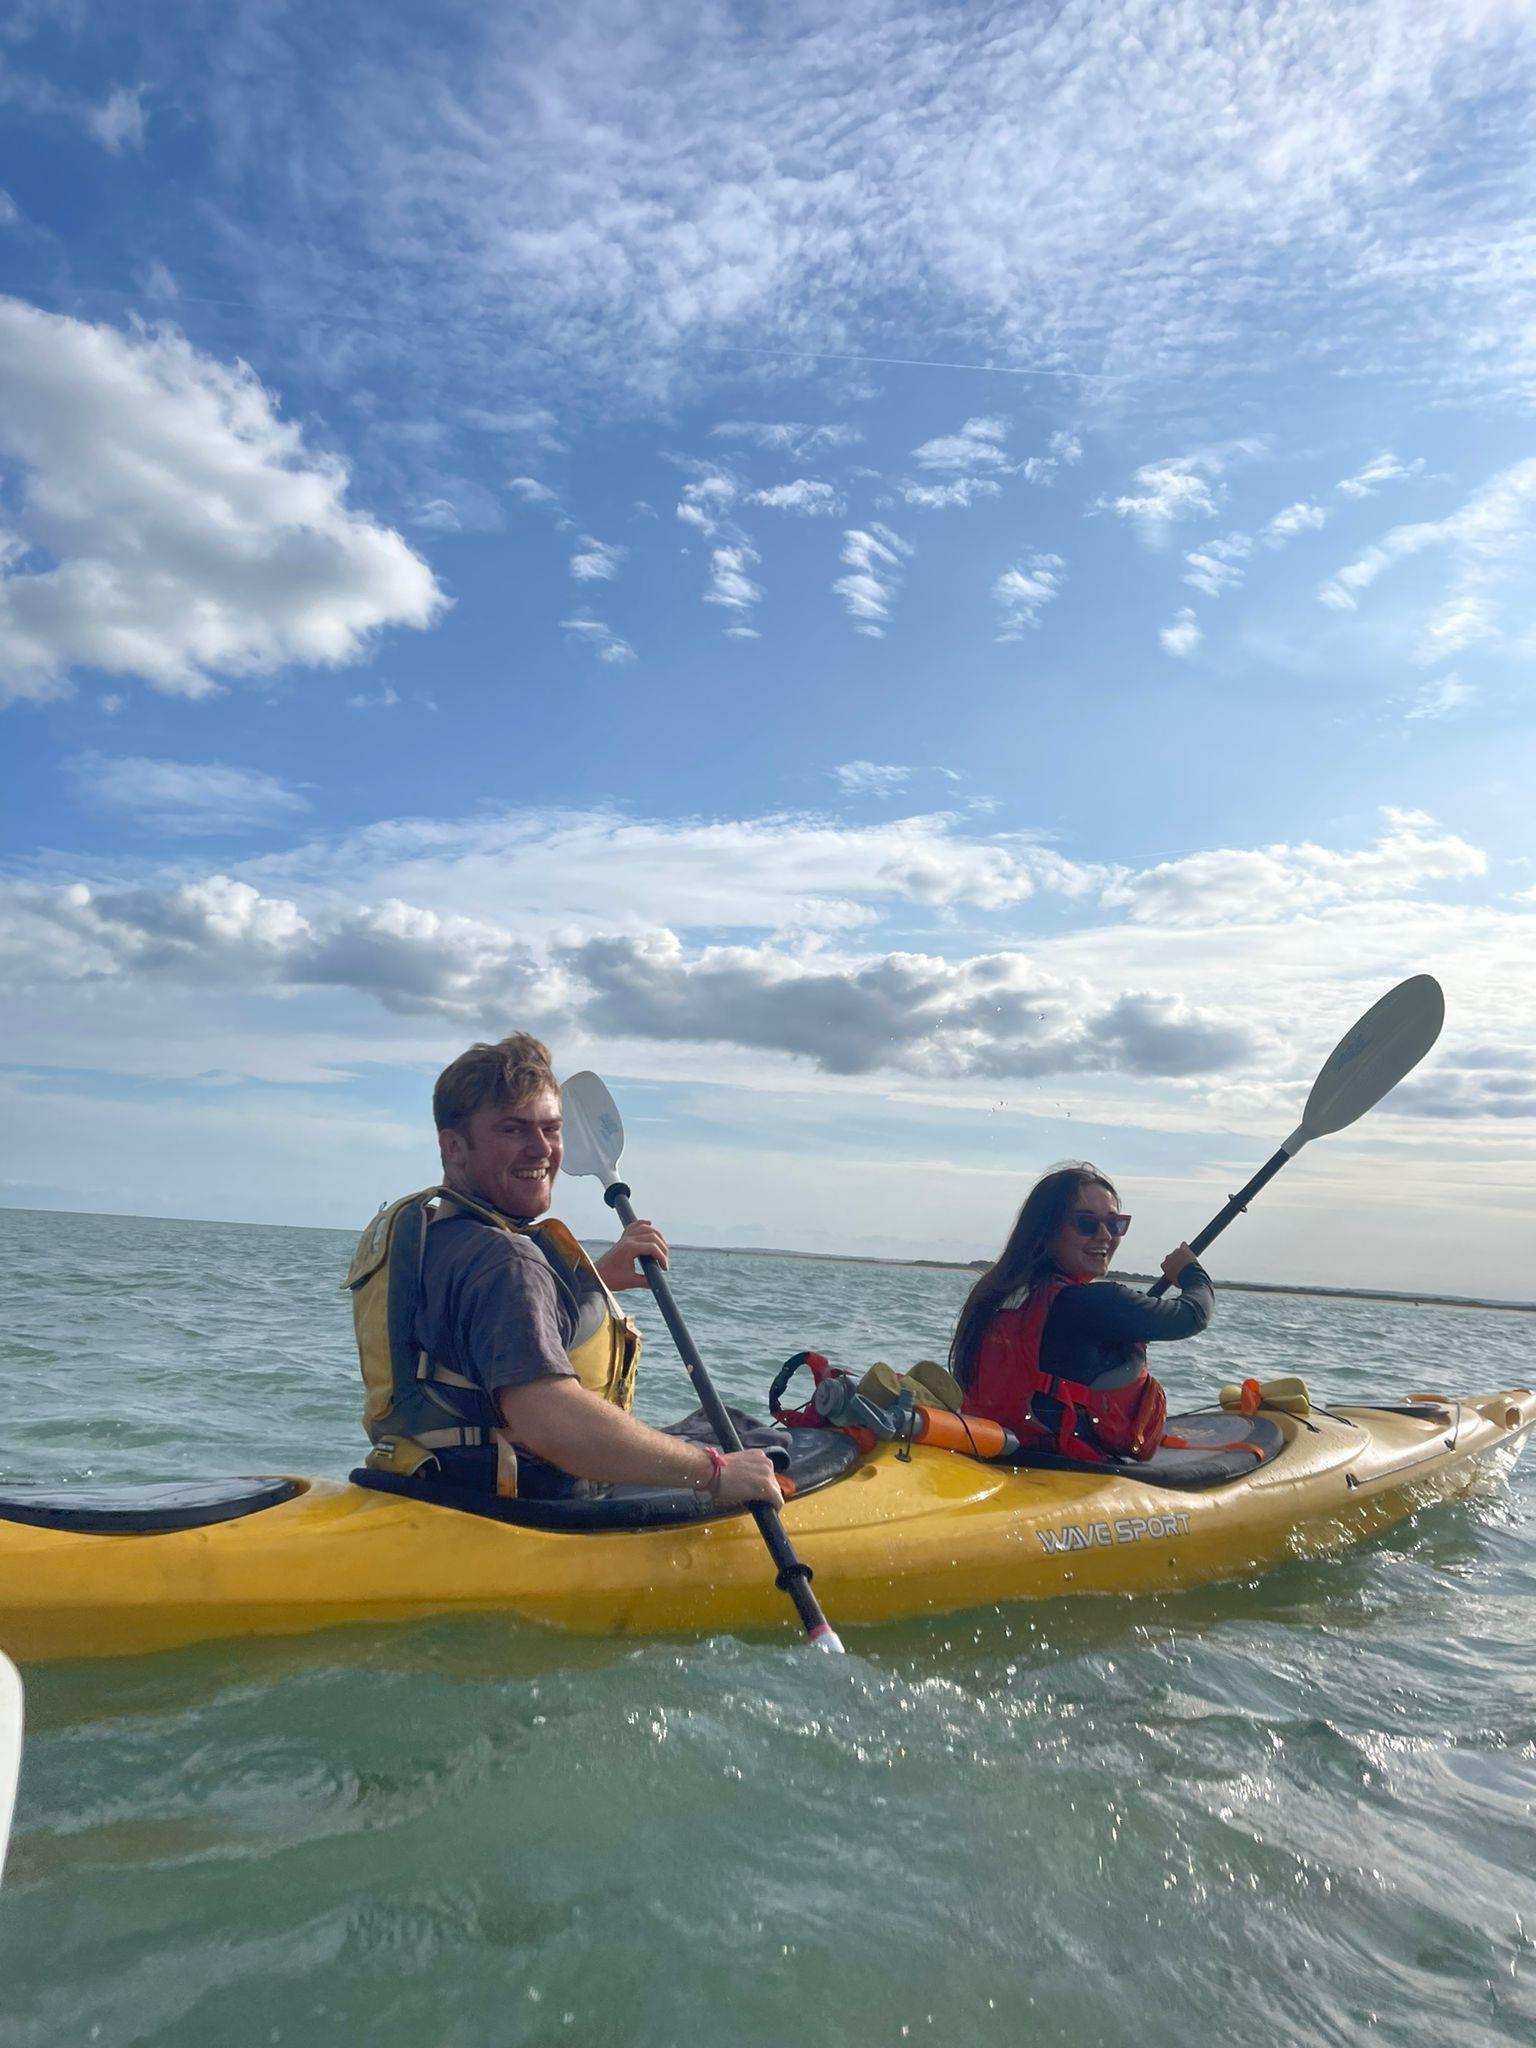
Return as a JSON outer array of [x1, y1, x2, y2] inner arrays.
[[0, 1205, 1532, 2048]]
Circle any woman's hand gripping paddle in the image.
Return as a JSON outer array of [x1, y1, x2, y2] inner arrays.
[[1150, 973, 1446, 1297], [0, 1648, 22, 1885], [561, 1072, 846, 1654]]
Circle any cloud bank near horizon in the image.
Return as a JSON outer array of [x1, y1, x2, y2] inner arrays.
[[3, 801, 1525, 1128]]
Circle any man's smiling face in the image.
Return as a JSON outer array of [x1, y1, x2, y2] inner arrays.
[[440, 1086, 564, 1218]]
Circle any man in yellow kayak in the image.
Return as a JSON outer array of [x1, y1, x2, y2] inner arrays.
[[348, 1033, 783, 1509]]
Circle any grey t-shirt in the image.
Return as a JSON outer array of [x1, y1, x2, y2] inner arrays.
[[415, 1211, 589, 1405]]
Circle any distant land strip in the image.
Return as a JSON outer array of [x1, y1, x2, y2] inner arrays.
[[668, 1244, 1536, 1316]]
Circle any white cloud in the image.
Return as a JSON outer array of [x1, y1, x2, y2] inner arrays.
[[67, 756, 312, 837], [1265, 501, 1328, 545], [832, 761, 911, 796], [29, 878, 547, 1025], [0, 297, 445, 706], [750, 480, 842, 516], [1317, 456, 1536, 661], [1020, 433, 1084, 488], [347, 684, 400, 710], [0, 806, 1505, 972], [1390, 1064, 1536, 1121], [566, 932, 1254, 1081], [134, 260, 179, 303], [833, 525, 912, 637], [1101, 808, 1484, 926], [0, 811, 1110, 1073], [897, 477, 1001, 511], [704, 543, 762, 617], [1182, 533, 1252, 597], [1404, 673, 1475, 721], [910, 417, 1011, 474], [251, 804, 1100, 933], [993, 553, 1065, 639], [1106, 455, 1222, 532], [466, 405, 563, 447], [0, 191, 19, 229], [1, 875, 311, 993], [1336, 452, 1426, 499], [413, 498, 462, 532], [8, 803, 1532, 1159], [560, 616, 636, 664], [711, 422, 860, 457], [897, 416, 1014, 508], [1160, 609, 1201, 656], [87, 85, 146, 155], [507, 475, 558, 504], [408, 478, 503, 536], [1318, 556, 1381, 610], [570, 536, 627, 581], [0, 871, 1250, 1082], [676, 470, 739, 536], [202, 7, 1536, 414]]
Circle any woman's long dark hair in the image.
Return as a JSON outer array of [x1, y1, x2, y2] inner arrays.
[[948, 1162, 1119, 1394]]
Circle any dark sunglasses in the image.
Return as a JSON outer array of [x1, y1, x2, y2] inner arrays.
[[1070, 1211, 1131, 1239]]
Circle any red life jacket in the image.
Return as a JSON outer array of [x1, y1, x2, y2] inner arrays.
[[961, 1277, 1167, 1464]]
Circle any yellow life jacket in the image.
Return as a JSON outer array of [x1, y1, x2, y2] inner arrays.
[[345, 1184, 639, 1489]]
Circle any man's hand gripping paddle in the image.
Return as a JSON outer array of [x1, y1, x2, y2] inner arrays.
[[561, 1072, 845, 1654], [1149, 974, 1446, 1298]]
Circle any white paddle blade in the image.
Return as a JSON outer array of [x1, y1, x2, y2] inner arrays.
[[0, 1648, 22, 1886], [560, 1071, 627, 1183], [1283, 974, 1445, 1154]]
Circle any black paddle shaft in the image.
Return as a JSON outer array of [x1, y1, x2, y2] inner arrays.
[[602, 1182, 839, 1645], [1146, 1145, 1289, 1298]]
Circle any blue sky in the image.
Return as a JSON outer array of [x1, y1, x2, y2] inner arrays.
[[2, 0, 1534, 1297]]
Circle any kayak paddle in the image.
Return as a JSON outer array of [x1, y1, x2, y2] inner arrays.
[[560, 1071, 846, 1654], [1149, 972, 1446, 1296], [0, 1647, 22, 1886]]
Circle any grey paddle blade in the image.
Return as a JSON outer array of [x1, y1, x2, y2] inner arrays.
[[0, 1648, 21, 1886], [1283, 974, 1445, 1154], [560, 1070, 627, 1184]]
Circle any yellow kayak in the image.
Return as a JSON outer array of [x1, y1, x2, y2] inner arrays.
[[0, 1388, 1530, 1663]]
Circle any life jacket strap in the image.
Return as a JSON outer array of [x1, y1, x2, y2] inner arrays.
[[419, 1355, 480, 1392]]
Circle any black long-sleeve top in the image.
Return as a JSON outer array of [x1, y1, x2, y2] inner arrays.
[[1037, 1261, 1214, 1388]]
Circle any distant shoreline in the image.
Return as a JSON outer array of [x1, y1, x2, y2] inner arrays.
[[670, 1242, 1536, 1316], [3, 1205, 1531, 1317]]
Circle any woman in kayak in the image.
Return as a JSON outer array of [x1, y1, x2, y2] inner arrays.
[[949, 1164, 1212, 1463]]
